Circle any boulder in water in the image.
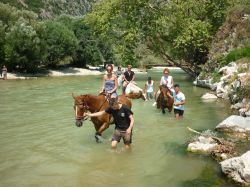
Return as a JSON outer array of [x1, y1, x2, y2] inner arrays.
[[220, 151, 250, 185], [215, 115, 250, 133]]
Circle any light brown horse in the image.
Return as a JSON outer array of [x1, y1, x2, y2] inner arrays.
[[156, 86, 174, 114], [126, 91, 146, 100], [72, 93, 132, 142]]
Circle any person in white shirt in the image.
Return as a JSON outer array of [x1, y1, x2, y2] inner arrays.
[[160, 68, 174, 90], [144, 76, 155, 101], [167, 84, 186, 119], [153, 68, 174, 107]]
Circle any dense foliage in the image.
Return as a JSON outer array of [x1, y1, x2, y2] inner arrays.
[[226, 44, 250, 63], [0, 1, 248, 74], [0, 3, 113, 73], [84, 0, 237, 76], [0, 0, 94, 18]]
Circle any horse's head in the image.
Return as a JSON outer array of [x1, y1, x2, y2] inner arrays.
[[156, 87, 174, 112], [72, 93, 89, 127]]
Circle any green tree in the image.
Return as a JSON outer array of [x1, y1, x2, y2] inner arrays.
[[85, 0, 233, 76], [4, 18, 45, 72], [0, 2, 38, 28], [0, 21, 6, 66], [42, 21, 78, 68], [70, 18, 114, 67]]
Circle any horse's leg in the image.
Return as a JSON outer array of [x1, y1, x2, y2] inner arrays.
[[161, 98, 166, 114], [161, 90, 168, 114], [93, 123, 102, 142], [95, 122, 109, 143]]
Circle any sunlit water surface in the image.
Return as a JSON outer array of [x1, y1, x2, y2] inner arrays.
[[0, 69, 236, 187]]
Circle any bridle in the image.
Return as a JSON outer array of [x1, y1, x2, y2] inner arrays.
[[74, 99, 89, 121], [74, 96, 109, 121]]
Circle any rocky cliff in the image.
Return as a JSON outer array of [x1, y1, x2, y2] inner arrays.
[[202, 5, 250, 75], [1, 0, 96, 18]]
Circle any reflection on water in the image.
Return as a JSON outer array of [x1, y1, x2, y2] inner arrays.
[[0, 70, 235, 187]]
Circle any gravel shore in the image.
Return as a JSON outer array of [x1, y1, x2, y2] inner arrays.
[[2, 66, 148, 80]]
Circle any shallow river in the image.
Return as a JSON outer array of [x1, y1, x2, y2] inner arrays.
[[0, 69, 236, 187]]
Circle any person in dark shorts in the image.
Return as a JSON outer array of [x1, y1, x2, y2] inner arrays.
[[167, 84, 186, 119], [84, 98, 134, 149]]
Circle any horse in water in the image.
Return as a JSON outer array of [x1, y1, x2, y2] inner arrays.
[[156, 86, 174, 113], [125, 82, 146, 100], [72, 93, 132, 142]]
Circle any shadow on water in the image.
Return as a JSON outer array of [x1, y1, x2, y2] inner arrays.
[[179, 162, 237, 187], [163, 139, 238, 187], [163, 141, 188, 156]]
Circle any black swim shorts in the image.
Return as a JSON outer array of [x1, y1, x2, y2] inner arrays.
[[174, 109, 184, 116]]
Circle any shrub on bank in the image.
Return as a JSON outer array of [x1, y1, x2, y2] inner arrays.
[[226, 44, 250, 63]]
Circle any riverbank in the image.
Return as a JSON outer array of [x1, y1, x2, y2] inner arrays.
[[1, 66, 148, 80], [3, 67, 102, 80], [191, 61, 250, 185]]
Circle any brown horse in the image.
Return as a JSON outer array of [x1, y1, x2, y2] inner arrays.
[[156, 86, 174, 114], [72, 93, 132, 142]]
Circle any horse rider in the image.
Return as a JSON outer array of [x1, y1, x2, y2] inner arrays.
[[122, 64, 135, 95], [160, 68, 174, 93], [100, 64, 118, 98], [153, 68, 174, 106]]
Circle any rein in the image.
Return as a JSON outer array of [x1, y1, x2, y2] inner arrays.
[[95, 97, 109, 112]]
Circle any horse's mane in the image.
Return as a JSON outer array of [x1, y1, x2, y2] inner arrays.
[[79, 93, 105, 98], [77, 94, 106, 105]]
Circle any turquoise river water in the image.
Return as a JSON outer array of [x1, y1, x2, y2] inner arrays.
[[0, 69, 237, 187]]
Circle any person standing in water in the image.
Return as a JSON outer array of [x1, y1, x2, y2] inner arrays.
[[2, 65, 7, 80], [144, 76, 155, 101], [85, 97, 134, 150], [115, 65, 123, 78], [167, 84, 186, 119], [115, 65, 123, 89]]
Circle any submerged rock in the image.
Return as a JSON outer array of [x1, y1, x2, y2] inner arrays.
[[220, 151, 250, 185], [201, 93, 218, 100], [187, 135, 235, 161], [187, 136, 218, 153]]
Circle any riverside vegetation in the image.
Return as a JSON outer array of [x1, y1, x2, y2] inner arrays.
[[0, 0, 248, 77], [1, 0, 250, 186]]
